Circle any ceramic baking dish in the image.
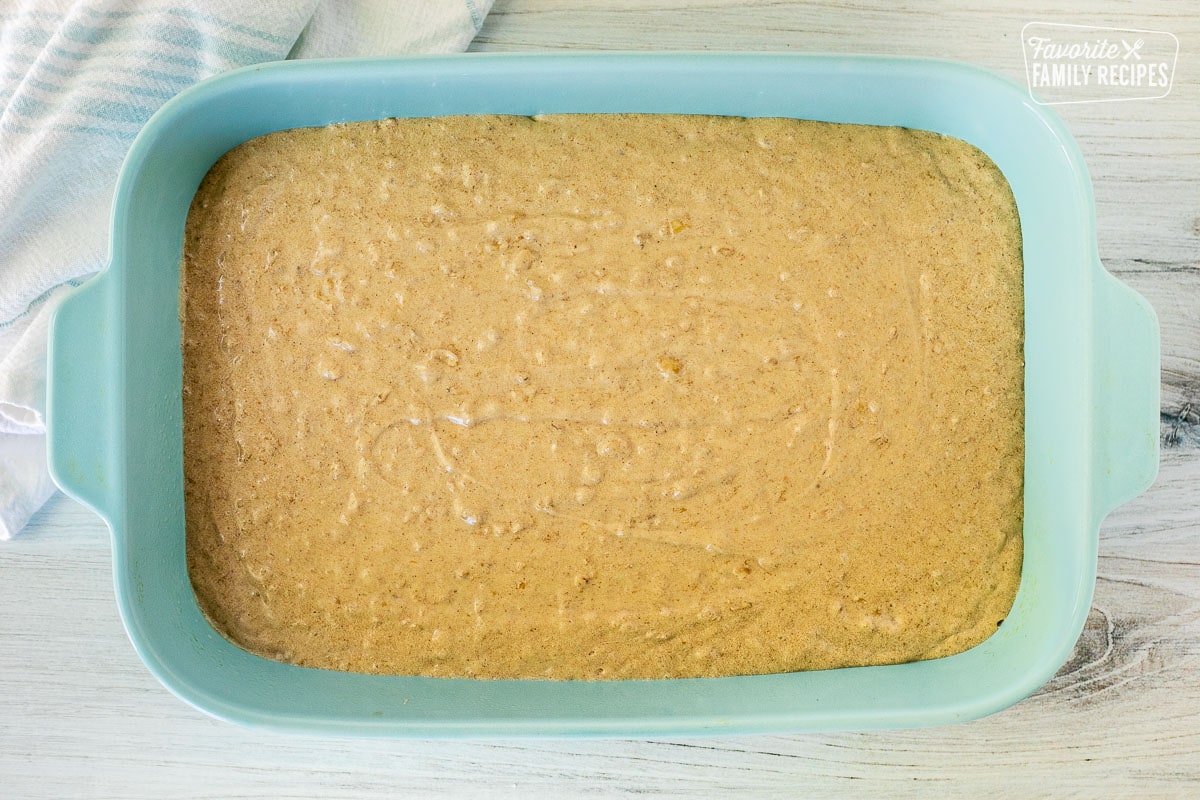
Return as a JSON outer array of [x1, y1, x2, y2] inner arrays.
[[46, 53, 1159, 737]]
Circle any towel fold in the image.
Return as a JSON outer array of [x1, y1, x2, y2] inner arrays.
[[0, 0, 492, 539]]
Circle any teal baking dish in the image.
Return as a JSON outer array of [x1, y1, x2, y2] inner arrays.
[[46, 53, 1159, 737]]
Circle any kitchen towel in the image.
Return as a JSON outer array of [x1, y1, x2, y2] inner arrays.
[[0, 0, 493, 539]]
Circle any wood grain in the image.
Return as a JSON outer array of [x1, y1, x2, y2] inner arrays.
[[3, 451, 1198, 799], [2, 0, 1197, 797], [474, 0, 1200, 418]]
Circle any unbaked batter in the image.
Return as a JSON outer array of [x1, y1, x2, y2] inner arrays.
[[182, 115, 1024, 679]]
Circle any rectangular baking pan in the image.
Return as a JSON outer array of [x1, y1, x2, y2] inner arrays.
[[46, 53, 1159, 736]]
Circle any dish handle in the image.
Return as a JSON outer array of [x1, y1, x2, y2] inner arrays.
[[1090, 266, 1160, 520], [46, 272, 118, 521]]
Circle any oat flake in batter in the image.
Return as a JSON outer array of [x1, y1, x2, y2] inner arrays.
[[182, 114, 1024, 679]]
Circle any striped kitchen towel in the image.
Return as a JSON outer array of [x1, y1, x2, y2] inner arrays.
[[0, 0, 493, 539]]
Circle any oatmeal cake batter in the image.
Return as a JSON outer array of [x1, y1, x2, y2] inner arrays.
[[182, 114, 1024, 679]]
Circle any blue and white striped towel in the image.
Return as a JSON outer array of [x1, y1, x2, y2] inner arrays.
[[0, 0, 493, 539]]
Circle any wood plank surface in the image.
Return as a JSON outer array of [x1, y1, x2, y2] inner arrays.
[[2, 1, 1196, 797]]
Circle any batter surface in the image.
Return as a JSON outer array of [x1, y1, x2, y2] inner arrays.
[[182, 114, 1024, 679]]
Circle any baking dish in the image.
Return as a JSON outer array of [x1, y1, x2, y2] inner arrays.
[[46, 53, 1159, 737]]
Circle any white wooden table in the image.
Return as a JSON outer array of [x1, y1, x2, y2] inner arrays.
[[3, 2, 1197, 796]]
